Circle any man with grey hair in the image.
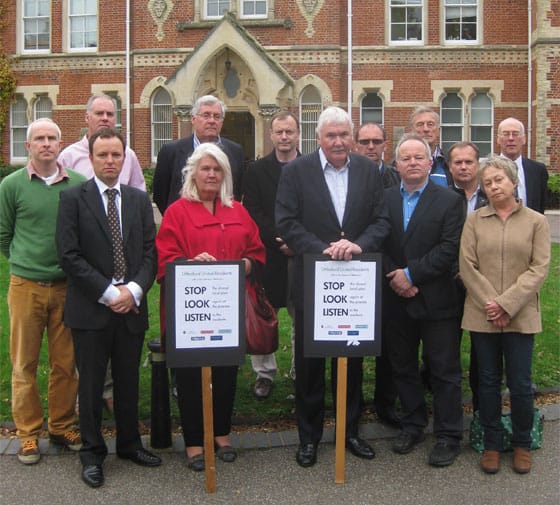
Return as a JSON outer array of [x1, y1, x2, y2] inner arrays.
[[497, 117, 548, 214], [410, 106, 452, 187], [59, 93, 146, 191], [0, 118, 86, 465], [153, 94, 244, 214], [276, 106, 390, 467], [382, 133, 464, 467]]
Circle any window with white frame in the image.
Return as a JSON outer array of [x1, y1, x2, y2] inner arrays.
[[22, 0, 50, 52], [390, 0, 423, 44], [241, 0, 267, 18], [299, 86, 322, 155], [360, 93, 383, 125], [440, 91, 493, 156], [444, 0, 478, 43], [69, 0, 98, 50], [11, 96, 29, 161], [33, 95, 52, 119], [469, 93, 493, 157], [204, 0, 230, 19], [105, 92, 122, 131], [440, 92, 464, 154], [151, 88, 173, 162]]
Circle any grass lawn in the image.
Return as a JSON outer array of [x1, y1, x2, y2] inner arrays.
[[0, 244, 558, 426]]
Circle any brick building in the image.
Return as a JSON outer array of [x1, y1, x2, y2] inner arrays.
[[2, 1, 558, 173]]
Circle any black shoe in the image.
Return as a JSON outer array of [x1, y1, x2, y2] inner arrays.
[[346, 437, 375, 460], [254, 378, 273, 400], [296, 443, 317, 468], [375, 406, 401, 429], [215, 445, 237, 463], [392, 431, 425, 454], [429, 440, 461, 467], [186, 453, 205, 472], [82, 464, 104, 488], [118, 448, 162, 467]]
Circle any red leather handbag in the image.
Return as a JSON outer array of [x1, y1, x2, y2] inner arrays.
[[245, 280, 279, 355]]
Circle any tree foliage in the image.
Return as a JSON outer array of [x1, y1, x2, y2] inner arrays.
[[0, 4, 17, 163]]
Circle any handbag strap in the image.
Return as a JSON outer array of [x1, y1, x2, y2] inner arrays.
[[245, 256, 264, 287]]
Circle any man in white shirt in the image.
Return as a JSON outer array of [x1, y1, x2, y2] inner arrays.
[[497, 117, 548, 214]]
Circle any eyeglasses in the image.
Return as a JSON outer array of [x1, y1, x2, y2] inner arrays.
[[197, 113, 224, 121], [499, 131, 523, 138], [357, 138, 385, 146]]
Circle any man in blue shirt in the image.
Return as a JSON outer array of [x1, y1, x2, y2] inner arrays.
[[382, 134, 464, 467]]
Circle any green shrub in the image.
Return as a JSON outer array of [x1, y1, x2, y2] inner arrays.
[[0, 164, 24, 184], [547, 173, 560, 209], [143, 167, 155, 195]]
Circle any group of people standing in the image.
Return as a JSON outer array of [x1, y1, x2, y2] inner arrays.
[[0, 92, 550, 489]]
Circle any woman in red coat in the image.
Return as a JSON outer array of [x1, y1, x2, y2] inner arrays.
[[156, 143, 265, 471]]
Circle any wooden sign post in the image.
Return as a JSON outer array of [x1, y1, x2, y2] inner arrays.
[[334, 357, 348, 484], [303, 254, 381, 483], [165, 261, 246, 493]]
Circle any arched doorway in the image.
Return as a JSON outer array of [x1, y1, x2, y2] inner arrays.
[[221, 111, 255, 163]]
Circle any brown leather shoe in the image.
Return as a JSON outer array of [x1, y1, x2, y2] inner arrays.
[[513, 447, 532, 474], [480, 450, 500, 474]]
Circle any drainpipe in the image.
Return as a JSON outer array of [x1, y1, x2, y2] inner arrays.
[[125, 0, 131, 146], [347, 0, 353, 115], [527, 0, 532, 158]]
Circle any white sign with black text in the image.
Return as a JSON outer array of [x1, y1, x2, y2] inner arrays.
[[173, 263, 240, 349], [313, 260, 376, 345]]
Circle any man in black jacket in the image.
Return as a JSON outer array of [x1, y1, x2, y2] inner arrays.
[[382, 134, 464, 467], [57, 128, 161, 488], [153, 95, 244, 214], [244, 111, 300, 398]]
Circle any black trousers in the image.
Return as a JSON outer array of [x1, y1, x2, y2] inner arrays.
[[374, 337, 398, 410], [294, 310, 363, 445], [384, 315, 463, 443], [73, 315, 144, 466], [174, 365, 238, 447]]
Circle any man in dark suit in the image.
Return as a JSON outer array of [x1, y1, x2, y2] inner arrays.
[[353, 122, 400, 428], [382, 133, 465, 467], [153, 94, 245, 213], [56, 128, 161, 488], [447, 141, 488, 414], [244, 111, 300, 398], [276, 107, 390, 468], [497, 117, 548, 214]]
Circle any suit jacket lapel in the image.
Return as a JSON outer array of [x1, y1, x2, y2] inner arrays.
[[82, 179, 112, 242], [403, 182, 435, 243], [313, 152, 340, 225], [342, 160, 360, 226]]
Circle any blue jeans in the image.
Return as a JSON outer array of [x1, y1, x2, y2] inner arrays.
[[471, 331, 534, 451]]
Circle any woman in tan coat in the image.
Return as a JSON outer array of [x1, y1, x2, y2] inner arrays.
[[459, 156, 550, 475]]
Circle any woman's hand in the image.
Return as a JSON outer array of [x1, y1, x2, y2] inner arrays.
[[243, 257, 252, 276], [485, 300, 506, 321], [191, 252, 217, 262], [492, 313, 511, 328]]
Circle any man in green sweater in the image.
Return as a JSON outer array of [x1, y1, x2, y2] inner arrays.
[[0, 118, 86, 465]]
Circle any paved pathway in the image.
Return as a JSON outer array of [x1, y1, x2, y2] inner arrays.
[[1, 405, 559, 504]]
